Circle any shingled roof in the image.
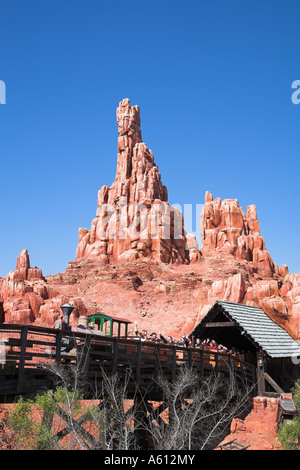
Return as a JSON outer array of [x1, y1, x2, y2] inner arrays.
[[193, 301, 300, 359]]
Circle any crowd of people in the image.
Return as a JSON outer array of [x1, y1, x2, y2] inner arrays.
[[129, 322, 228, 351]]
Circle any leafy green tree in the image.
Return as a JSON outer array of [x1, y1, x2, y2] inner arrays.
[[5, 386, 95, 450], [278, 380, 300, 450], [7, 397, 40, 450]]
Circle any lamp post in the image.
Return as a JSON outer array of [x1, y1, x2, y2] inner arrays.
[[257, 351, 265, 396], [60, 303, 75, 328]]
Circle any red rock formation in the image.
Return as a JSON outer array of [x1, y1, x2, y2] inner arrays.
[[75, 98, 200, 265], [0, 99, 299, 453], [279, 273, 300, 338], [0, 250, 45, 323], [0, 99, 299, 345], [200, 191, 278, 278]]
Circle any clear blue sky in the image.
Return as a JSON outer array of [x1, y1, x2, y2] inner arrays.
[[0, 0, 299, 276]]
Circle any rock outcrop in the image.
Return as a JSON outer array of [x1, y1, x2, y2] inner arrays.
[[75, 99, 200, 266], [279, 273, 300, 339], [200, 191, 277, 277], [0, 249, 46, 323], [217, 396, 282, 450]]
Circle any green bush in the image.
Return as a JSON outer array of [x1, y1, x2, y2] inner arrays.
[[278, 380, 300, 450], [6, 387, 86, 450]]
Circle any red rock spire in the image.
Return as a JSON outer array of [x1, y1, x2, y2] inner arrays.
[[99, 98, 168, 208], [76, 99, 198, 264]]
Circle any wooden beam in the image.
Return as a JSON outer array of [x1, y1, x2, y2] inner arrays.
[[55, 330, 63, 364], [17, 325, 28, 393], [204, 321, 236, 328], [264, 372, 284, 394], [112, 339, 119, 374], [171, 347, 177, 382], [135, 341, 142, 385]]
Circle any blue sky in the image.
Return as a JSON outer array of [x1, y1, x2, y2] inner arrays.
[[0, 0, 299, 276]]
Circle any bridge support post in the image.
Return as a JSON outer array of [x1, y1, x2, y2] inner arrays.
[[17, 326, 28, 393], [133, 394, 149, 450]]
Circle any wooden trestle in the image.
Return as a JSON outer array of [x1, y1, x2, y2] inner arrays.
[[0, 324, 257, 403]]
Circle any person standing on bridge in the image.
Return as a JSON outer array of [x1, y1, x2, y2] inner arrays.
[[132, 322, 148, 341], [177, 335, 189, 347], [195, 338, 204, 349], [166, 336, 175, 344], [149, 332, 168, 343]]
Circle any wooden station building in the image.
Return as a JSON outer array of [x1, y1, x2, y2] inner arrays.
[[189, 301, 300, 396]]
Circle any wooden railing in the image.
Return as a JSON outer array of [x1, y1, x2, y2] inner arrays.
[[0, 324, 257, 399]]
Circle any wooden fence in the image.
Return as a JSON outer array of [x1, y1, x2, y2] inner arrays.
[[0, 324, 257, 401]]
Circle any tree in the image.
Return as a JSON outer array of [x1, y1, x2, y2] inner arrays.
[[1, 386, 86, 450], [0, 356, 139, 450], [278, 380, 300, 450], [145, 364, 253, 450]]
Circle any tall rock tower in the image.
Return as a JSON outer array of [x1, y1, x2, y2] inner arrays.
[[75, 99, 201, 264]]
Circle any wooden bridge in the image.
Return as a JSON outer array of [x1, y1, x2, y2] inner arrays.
[[0, 324, 257, 403]]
